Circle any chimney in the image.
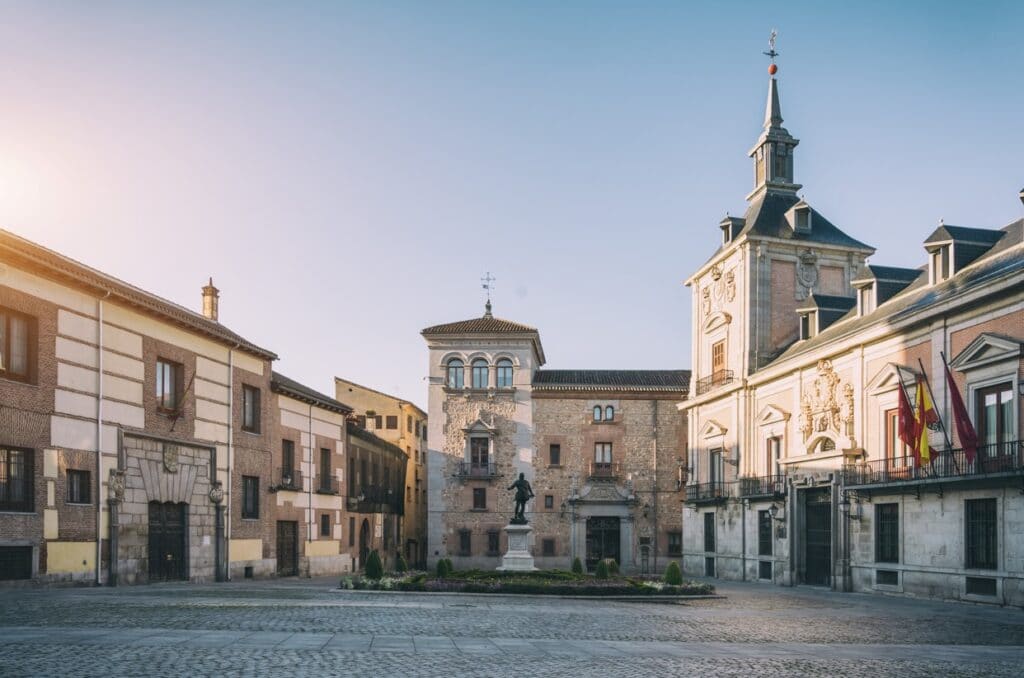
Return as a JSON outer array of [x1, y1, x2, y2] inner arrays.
[[202, 278, 220, 322], [1019, 187, 1023, 207]]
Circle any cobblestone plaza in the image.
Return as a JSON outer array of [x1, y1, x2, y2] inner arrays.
[[1, 579, 1022, 676]]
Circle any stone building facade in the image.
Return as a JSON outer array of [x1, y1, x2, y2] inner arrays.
[[345, 422, 407, 571], [335, 378, 427, 568], [422, 305, 688, 573], [680, 62, 1024, 606]]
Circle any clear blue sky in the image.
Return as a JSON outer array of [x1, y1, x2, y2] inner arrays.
[[1, 1, 1021, 409]]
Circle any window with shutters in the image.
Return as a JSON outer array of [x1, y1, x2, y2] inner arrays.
[[711, 340, 725, 374]]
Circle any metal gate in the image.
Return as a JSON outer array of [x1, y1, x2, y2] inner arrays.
[[804, 492, 831, 586], [276, 521, 298, 576], [585, 517, 620, 571], [148, 502, 187, 582]]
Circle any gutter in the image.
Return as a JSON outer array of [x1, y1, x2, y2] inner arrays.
[[96, 290, 111, 585]]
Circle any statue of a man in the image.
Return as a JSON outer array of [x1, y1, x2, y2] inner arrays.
[[508, 472, 534, 524]]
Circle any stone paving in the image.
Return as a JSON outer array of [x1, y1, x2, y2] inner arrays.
[[1, 577, 1023, 676]]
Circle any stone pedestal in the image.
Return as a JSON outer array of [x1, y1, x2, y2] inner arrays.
[[497, 523, 537, 571]]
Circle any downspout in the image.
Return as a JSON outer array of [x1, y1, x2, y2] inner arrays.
[[307, 403, 314, 577], [652, 399, 658, 575], [96, 290, 110, 585], [225, 343, 240, 580]]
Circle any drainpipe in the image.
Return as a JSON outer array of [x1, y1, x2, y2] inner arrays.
[[651, 399, 658, 575], [307, 403, 314, 577], [96, 290, 110, 585], [740, 498, 747, 581], [225, 343, 239, 580]]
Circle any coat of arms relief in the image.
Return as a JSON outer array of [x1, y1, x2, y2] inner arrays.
[[798, 360, 856, 449], [701, 264, 736, 317]]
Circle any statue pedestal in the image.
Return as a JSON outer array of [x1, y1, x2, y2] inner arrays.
[[497, 523, 537, 572]]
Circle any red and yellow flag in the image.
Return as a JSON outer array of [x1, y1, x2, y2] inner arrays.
[[914, 377, 939, 464]]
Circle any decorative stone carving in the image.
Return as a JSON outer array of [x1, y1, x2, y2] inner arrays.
[[798, 360, 856, 447], [209, 482, 224, 505], [725, 270, 736, 302], [796, 250, 818, 300], [705, 266, 737, 315], [702, 287, 711, 316], [163, 443, 180, 473], [108, 469, 126, 503]]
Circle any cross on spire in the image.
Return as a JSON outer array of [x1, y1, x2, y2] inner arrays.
[[481, 272, 496, 318]]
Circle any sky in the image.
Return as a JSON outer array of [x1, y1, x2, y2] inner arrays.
[[1, 1, 1021, 410]]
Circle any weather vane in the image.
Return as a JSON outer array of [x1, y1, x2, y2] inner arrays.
[[763, 29, 779, 75], [481, 272, 496, 316]]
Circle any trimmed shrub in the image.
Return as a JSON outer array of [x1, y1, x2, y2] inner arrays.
[[607, 559, 620, 575], [571, 557, 584, 575], [445, 558, 454, 574], [365, 550, 384, 580], [395, 553, 409, 573], [595, 560, 610, 580], [664, 561, 683, 586], [436, 558, 450, 578]]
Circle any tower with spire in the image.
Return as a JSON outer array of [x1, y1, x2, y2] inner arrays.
[[747, 61, 801, 201]]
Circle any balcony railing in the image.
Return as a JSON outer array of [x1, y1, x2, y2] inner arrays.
[[278, 468, 302, 491], [315, 475, 339, 495], [685, 481, 729, 504], [455, 462, 498, 479], [843, 441, 1023, 487], [695, 370, 735, 396], [588, 462, 622, 480], [738, 475, 787, 498]]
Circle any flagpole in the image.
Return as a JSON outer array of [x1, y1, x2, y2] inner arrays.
[[916, 357, 959, 474]]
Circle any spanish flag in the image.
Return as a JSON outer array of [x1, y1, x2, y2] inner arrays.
[[914, 377, 939, 465]]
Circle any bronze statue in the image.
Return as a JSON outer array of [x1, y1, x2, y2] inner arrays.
[[508, 472, 534, 525]]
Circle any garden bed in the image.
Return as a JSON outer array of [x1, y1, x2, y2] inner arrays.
[[339, 568, 714, 597]]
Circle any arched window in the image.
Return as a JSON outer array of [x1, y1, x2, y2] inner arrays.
[[605, 406, 614, 421], [496, 359, 513, 388], [446, 359, 464, 389], [471, 359, 489, 389], [593, 406, 603, 421]]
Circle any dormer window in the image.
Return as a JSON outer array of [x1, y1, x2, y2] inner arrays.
[[799, 311, 816, 340], [928, 245, 950, 284], [857, 285, 874, 316]]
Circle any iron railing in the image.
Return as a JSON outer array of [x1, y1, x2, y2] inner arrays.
[[695, 370, 735, 396], [588, 462, 622, 480], [685, 481, 729, 503], [843, 441, 1023, 487], [455, 462, 498, 479], [738, 475, 787, 498], [278, 468, 302, 491]]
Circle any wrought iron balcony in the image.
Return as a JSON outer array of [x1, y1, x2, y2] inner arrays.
[[315, 475, 339, 495], [843, 441, 1023, 488], [738, 475, 787, 499], [695, 369, 735, 396], [455, 461, 498, 479], [685, 481, 729, 504], [278, 468, 302, 491], [588, 462, 622, 480]]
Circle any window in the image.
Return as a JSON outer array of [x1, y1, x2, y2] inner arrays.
[[470, 437, 489, 469], [67, 469, 91, 505], [930, 246, 950, 284], [386, 415, 398, 430], [594, 443, 612, 468], [544, 495, 553, 509], [282, 440, 295, 479], [355, 415, 367, 428], [349, 517, 355, 547], [703, 512, 716, 553], [0, 545, 33, 580], [593, 405, 603, 421], [242, 476, 259, 518], [711, 340, 725, 375], [605, 406, 614, 422], [0, 308, 34, 383], [965, 498, 997, 570], [370, 415, 381, 429], [976, 383, 1014, 453], [458, 529, 471, 556], [800, 313, 811, 340], [407, 415, 412, 433], [667, 531, 682, 557], [155, 359, 183, 412], [422, 425, 428, 441], [884, 409, 910, 470], [708, 448, 722, 485], [487, 530, 500, 556], [471, 487, 487, 510], [0, 447, 33, 512], [447, 359, 464, 389], [319, 448, 332, 492], [407, 486, 411, 503], [242, 385, 260, 433], [320, 514, 331, 537], [496, 359, 513, 388], [767, 436, 781, 477], [471, 359, 488, 389], [875, 503, 899, 563], [415, 420, 420, 437], [757, 510, 772, 556], [541, 538, 555, 557], [549, 444, 561, 467]]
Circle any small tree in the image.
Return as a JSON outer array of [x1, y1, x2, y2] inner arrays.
[[436, 558, 450, 578], [571, 557, 584, 575], [395, 553, 409, 573], [608, 559, 620, 575], [365, 549, 384, 580], [445, 558, 454, 575], [664, 561, 683, 586], [594, 559, 610, 580]]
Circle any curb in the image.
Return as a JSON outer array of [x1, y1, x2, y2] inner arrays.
[[331, 589, 725, 602]]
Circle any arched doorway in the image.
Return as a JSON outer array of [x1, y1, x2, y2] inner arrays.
[[359, 518, 370, 570]]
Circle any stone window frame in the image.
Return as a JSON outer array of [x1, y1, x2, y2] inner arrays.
[[548, 444, 561, 467], [67, 468, 91, 505], [241, 475, 260, 519], [472, 487, 487, 511]]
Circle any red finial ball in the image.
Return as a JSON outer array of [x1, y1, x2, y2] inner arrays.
[[768, 63, 778, 75]]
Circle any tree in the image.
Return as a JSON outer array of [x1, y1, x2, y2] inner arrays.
[[595, 560, 610, 580], [608, 559, 619, 575], [571, 557, 584, 575], [395, 553, 409, 573], [436, 558, 450, 578], [664, 561, 683, 586], [365, 549, 384, 580]]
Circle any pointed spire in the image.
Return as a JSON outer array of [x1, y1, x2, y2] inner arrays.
[[765, 76, 783, 129], [746, 32, 801, 202]]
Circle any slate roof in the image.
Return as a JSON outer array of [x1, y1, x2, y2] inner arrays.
[[854, 265, 921, 284], [271, 372, 352, 414], [797, 294, 857, 312], [736, 191, 872, 251], [533, 369, 690, 393], [923, 224, 1005, 246], [421, 316, 539, 335], [0, 228, 277, 360]]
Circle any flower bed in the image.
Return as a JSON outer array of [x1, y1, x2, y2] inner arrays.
[[339, 568, 714, 596]]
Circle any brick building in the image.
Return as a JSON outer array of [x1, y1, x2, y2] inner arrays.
[[421, 302, 688, 573]]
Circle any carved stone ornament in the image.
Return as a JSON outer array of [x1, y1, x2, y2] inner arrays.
[[702, 287, 711, 316], [209, 482, 224, 505], [798, 360, 856, 447], [725, 270, 736, 302], [108, 469, 126, 503], [796, 250, 818, 300], [710, 264, 722, 281], [163, 443, 180, 473]]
